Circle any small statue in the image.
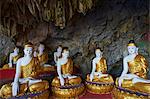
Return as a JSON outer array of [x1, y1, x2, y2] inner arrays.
[[86, 48, 114, 94], [113, 40, 150, 98], [51, 47, 85, 98], [54, 45, 62, 65], [3, 46, 21, 69], [0, 42, 49, 98]]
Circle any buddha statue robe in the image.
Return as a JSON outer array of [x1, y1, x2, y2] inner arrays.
[[2, 54, 21, 69], [38, 52, 55, 73], [0, 57, 49, 98], [116, 54, 150, 94], [86, 57, 114, 83], [52, 58, 81, 87], [38, 52, 48, 64]]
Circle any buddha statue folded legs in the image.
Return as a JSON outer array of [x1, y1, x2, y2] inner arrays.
[[0, 42, 49, 99], [113, 40, 150, 99], [51, 47, 85, 98], [85, 48, 114, 94]]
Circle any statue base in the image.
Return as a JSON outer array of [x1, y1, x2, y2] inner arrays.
[[52, 83, 85, 98], [112, 86, 150, 99], [85, 81, 114, 94]]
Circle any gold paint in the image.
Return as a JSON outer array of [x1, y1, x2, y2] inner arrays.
[[128, 54, 148, 79]]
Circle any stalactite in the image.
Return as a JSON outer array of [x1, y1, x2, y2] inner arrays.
[[0, 0, 95, 37]]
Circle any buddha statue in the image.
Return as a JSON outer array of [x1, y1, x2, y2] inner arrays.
[[0, 42, 49, 98], [54, 45, 62, 65], [51, 47, 85, 98], [2, 46, 21, 69], [86, 48, 114, 94], [37, 43, 55, 73], [113, 40, 150, 98]]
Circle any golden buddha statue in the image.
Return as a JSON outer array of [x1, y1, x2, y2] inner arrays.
[[113, 40, 150, 99], [51, 47, 85, 98], [37, 43, 55, 73], [2, 46, 21, 69], [0, 42, 49, 99], [86, 48, 114, 94]]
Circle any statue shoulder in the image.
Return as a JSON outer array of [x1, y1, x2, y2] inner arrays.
[[135, 54, 147, 61], [101, 57, 106, 61], [17, 57, 24, 64]]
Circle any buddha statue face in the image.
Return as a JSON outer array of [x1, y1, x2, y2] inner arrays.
[[14, 47, 19, 54], [38, 44, 45, 52], [95, 49, 103, 58], [57, 46, 62, 53], [24, 46, 33, 57], [62, 50, 69, 59], [127, 45, 138, 55]]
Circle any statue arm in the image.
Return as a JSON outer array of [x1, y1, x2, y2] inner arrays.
[[91, 59, 96, 75], [57, 60, 64, 85], [121, 58, 129, 77], [14, 59, 21, 83], [90, 59, 96, 81], [54, 53, 57, 63], [9, 53, 13, 67], [12, 59, 21, 96]]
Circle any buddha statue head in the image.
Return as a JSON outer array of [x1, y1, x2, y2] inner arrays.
[[57, 45, 62, 53], [13, 46, 19, 54], [95, 48, 103, 58], [62, 47, 69, 59], [24, 42, 34, 57], [38, 43, 45, 53], [127, 40, 138, 55]]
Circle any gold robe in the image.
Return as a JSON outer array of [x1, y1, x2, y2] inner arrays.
[[116, 54, 150, 94], [86, 57, 114, 83], [52, 58, 81, 87], [0, 57, 49, 98], [2, 55, 21, 69], [38, 52, 55, 73], [38, 52, 48, 64]]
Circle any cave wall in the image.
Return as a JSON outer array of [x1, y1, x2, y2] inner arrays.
[[0, 0, 149, 77], [45, 0, 150, 77]]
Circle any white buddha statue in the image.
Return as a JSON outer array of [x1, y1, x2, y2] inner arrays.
[[3, 47, 21, 69], [54, 45, 62, 65], [51, 47, 85, 98], [86, 48, 114, 94], [113, 40, 150, 98], [0, 42, 49, 98]]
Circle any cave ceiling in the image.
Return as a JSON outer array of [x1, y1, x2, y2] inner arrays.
[[0, 0, 96, 37]]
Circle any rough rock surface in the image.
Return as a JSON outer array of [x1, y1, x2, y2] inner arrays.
[[0, 0, 149, 78]]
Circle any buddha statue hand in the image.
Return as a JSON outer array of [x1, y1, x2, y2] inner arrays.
[[68, 75, 77, 79], [118, 77, 124, 87], [12, 82, 19, 96], [28, 79, 42, 86], [60, 77, 65, 86], [90, 74, 94, 81], [98, 74, 108, 78], [8, 63, 13, 68], [63, 74, 71, 78]]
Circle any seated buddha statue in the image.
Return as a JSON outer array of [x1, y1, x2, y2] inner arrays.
[[51, 47, 85, 98], [2, 46, 21, 69], [37, 43, 55, 73], [86, 48, 114, 94], [0, 42, 49, 99], [54, 45, 62, 65], [113, 40, 150, 98]]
